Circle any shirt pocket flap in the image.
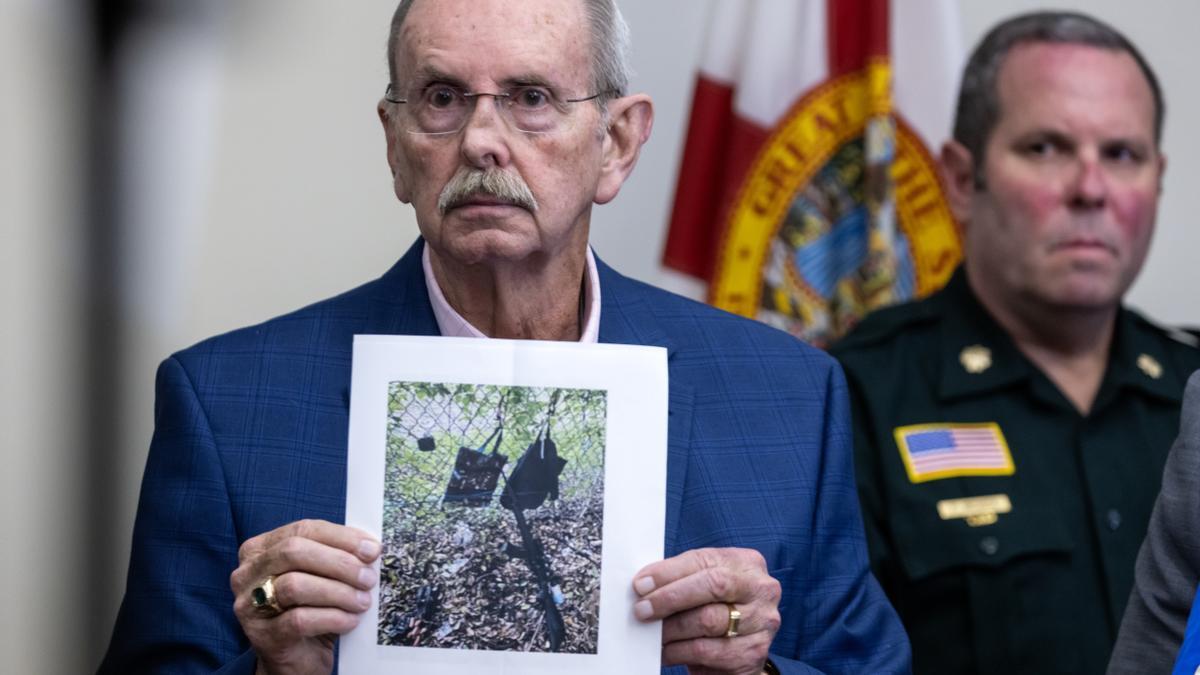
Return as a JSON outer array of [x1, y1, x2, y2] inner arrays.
[[891, 503, 1074, 581]]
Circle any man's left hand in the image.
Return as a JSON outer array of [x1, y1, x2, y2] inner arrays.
[[632, 547, 781, 675]]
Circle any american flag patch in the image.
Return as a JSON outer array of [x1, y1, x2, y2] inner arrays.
[[893, 423, 1015, 484]]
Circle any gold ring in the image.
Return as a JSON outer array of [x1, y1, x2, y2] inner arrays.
[[724, 603, 741, 638], [250, 575, 282, 617]]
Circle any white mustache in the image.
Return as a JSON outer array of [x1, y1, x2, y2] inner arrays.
[[437, 167, 539, 214]]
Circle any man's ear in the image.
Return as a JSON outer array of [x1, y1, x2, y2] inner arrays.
[[939, 140, 976, 223], [595, 94, 654, 205], [378, 100, 412, 203]]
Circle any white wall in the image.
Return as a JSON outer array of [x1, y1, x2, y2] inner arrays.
[[2, 2, 88, 674], [5, 2, 1193, 671]]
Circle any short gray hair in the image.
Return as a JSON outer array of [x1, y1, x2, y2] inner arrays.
[[953, 11, 1164, 182], [386, 0, 632, 105]]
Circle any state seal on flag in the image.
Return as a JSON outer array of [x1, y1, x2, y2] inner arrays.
[[709, 62, 961, 347]]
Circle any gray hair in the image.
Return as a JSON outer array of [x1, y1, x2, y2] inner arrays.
[[953, 11, 1164, 184], [386, 0, 632, 106]]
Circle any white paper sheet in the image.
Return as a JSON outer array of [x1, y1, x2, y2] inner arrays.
[[341, 335, 668, 674]]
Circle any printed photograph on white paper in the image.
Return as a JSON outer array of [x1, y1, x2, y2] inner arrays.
[[341, 335, 667, 675], [379, 382, 606, 654]]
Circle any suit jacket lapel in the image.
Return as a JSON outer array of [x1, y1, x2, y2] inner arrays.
[[597, 257, 692, 557], [341, 239, 440, 410], [364, 238, 441, 338]]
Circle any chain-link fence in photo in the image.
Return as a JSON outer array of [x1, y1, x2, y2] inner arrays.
[[378, 382, 607, 654]]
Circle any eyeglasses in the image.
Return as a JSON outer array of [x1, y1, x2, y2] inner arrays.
[[384, 83, 609, 135]]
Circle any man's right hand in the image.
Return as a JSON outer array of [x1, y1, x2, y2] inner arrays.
[[229, 519, 381, 675]]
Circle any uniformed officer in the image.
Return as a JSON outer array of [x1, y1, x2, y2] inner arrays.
[[830, 11, 1200, 675]]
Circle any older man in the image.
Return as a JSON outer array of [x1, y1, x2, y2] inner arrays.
[[98, 1, 908, 674], [830, 11, 1200, 675]]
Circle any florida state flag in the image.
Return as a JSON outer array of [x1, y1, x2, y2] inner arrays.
[[664, 0, 964, 346]]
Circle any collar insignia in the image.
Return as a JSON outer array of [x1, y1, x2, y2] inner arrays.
[[1137, 353, 1163, 380], [959, 345, 992, 374]]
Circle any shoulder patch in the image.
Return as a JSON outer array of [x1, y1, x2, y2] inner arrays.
[[894, 422, 1015, 484]]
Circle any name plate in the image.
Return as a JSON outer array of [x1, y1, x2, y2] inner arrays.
[[937, 494, 1012, 527]]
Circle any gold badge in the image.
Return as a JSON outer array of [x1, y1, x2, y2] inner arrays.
[[1137, 353, 1163, 380], [960, 345, 992, 374], [937, 494, 1012, 527]]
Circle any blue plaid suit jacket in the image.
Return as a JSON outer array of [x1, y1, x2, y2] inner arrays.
[[100, 239, 909, 674]]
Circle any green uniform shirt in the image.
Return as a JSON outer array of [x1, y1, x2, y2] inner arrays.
[[830, 268, 1200, 675]]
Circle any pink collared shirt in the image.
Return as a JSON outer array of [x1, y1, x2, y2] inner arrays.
[[422, 244, 601, 343]]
